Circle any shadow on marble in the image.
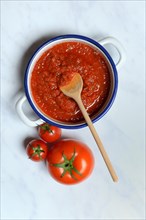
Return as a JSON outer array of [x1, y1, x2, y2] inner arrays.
[[23, 136, 36, 151]]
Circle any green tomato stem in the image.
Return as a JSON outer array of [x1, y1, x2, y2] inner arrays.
[[40, 124, 53, 134], [29, 145, 45, 160], [52, 149, 82, 180]]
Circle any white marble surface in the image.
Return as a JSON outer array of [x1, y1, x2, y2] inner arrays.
[[1, 1, 145, 220]]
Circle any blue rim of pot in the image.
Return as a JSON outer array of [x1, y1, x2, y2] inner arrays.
[[24, 34, 118, 129]]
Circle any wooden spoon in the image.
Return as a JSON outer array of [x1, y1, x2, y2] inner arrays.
[[60, 73, 118, 182]]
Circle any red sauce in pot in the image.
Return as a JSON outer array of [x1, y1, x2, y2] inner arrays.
[[31, 42, 111, 122]]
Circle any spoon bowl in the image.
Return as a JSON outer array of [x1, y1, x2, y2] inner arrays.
[[60, 73, 83, 100]]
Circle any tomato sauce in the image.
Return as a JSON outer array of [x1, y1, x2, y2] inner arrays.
[[31, 42, 111, 122]]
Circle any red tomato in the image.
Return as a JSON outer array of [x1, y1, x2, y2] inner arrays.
[[26, 139, 48, 162], [46, 139, 94, 185], [38, 123, 62, 143]]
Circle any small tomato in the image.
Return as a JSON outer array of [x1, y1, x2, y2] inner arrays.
[[38, 123, 62, 143], [26, 139, 48, 162]]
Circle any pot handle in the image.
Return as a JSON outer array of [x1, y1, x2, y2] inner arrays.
[[15, 94, 44, 127], [98, 37, 126, 70]]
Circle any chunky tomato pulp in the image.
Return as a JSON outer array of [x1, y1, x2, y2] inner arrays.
[[31, 42, 111, 122]]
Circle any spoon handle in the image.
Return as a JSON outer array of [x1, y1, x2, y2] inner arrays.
[[76, 97, 118, 182]]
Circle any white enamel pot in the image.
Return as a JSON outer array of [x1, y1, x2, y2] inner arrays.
[[16, 34, 126, 128]]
